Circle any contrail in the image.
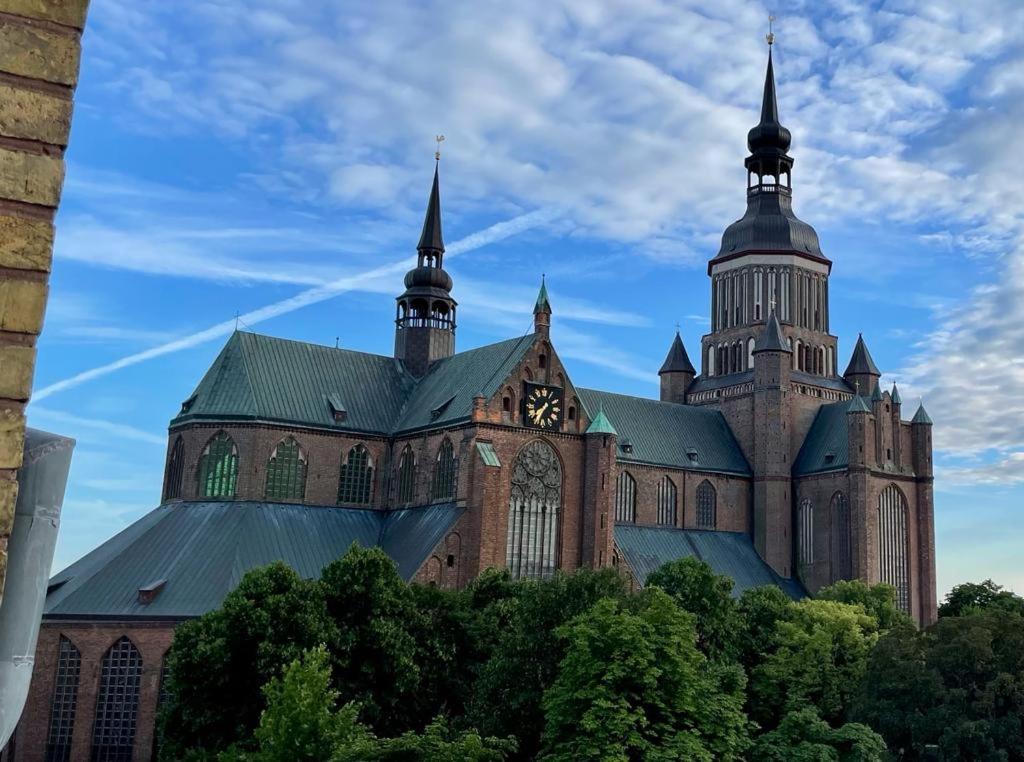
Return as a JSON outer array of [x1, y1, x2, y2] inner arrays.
[[33, 209, 555, 402]]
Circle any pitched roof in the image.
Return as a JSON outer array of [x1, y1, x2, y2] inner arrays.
[[848, 394, 871, 414], [173, 331, 538, 436], [912, 403, 933, 425], [891, 384, 902, 405], [577, 389, 750, 475], [793, 401, 849, 476], [615, 525, 805, 599], [753, 311, 791, 354], [844, 334, 880, 376], [45, 501, 463, 619], [658, 332, 695, 375]]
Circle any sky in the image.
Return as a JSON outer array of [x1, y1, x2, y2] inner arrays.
[[29, 0, 1024, 597]]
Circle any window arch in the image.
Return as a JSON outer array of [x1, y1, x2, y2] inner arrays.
[[615, 471, 637, 523], [431, 438, 457, 501], [91, 636, 143, 762], [396, 445, 417, 505], [747, 337, 755, 368], [45, 635, 81, 762], [506, 440, 561, 579], [657, 476, 677, 526], [707, 345, 715, 376], [338, 444, 373, 505], [264, 437, 306, 501], [197, 432, 238, 498], [830, 492, 851, 582], [163, 436, 185, 501], [798, 498, 814, 565], [878, 484, 910, 613], [696, 480, 716, 529]]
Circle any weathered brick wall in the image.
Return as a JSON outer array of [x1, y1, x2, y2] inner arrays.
[[0, 0, 89, 606]]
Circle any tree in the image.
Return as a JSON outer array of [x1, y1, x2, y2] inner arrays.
[[750, 707, 886, 762], [939, 579, 1024, 618], [645, 556, 742, 660], [342, 717, 516, 762], [816, 580, 908, 631], [736, 585, 795, 672], [540, 589, 750, 761], [159, 562, 335, 759]]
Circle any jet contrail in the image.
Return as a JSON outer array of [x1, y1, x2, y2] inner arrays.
[[33, 209, 555, 402]]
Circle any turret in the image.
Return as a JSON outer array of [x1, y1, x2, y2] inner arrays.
[[658, 331, 696, 404], [891, 384, 903, 468], [911, 402, 933, 477], [582, 405, 617, 569], [533, 277, 552, 336], [843, 334, 880, 398], [846, 392, 871, 470]]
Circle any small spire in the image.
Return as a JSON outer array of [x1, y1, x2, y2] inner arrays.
[[844, 334, 881, 377], [659, 331, 695, 375], [912, 402, 933, 425], [753, 309, 791, 354], [847, 393, 871, 414], [417, 160, 444, 254], [534, 274, 552, 315], [871, 381, 883, 403], [891, 383, 902, 405], [585, 403, 617, 436]]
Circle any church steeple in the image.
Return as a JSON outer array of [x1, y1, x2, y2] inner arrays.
[[533, 276, 552, 336], [745, 44, 794, 193], [394, 157, 457, 376]]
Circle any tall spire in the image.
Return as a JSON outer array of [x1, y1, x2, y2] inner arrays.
[[760, 47, 779, 124], [417, 160, 444, 256], [747, 45, 792, 157], [534, 275, 552, 315]]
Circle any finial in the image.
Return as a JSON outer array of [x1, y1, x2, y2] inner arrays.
[[675, 321, 681, 334], [769, 294, 777, 313], [434, 134, 445, 161], [335, 336, 340, 349], [855, 379, 861, 394], [766, 14, 775, 46]]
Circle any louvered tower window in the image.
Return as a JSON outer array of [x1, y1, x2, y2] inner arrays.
[[615, 472, 636, 523], [264, 437, 306, 501], [45, 636, 81, 762], [830, 492, 852, 582], [431, 438, 457, 501], [506, 440, 561, 579], [798, 499, 814, 565], [696, 480, 716, 529], [878, 484, 910, 613], [91, 636, 143, 762], [162, 437, 184, 501], [197, 433, 238, 498], [657, 476, 677, 526], [396, 445, 417, 505], [338, 444, 373, 505]]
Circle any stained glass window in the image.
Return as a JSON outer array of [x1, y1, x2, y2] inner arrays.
[[45, 636, 81, 762], [91, 636, 143, 762], [657, 476, 677, 526], [197, 433, 237, 498], [696, 480, 716, 529], [162, 437, 184, 501], [431, 438, 457, 501], [615, 472, 636, 523], [396, 445, 416, 505], [264, 438, 306, 501], [506, 441, 561, 579], [338, 444, 373, 505]]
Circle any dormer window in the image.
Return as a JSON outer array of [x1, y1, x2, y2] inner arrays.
[[327, 393, 347, 423], [179, 395, 196, 414], [137, 579, 167, 605], [686, 449, 699, 463], [619, 438, 634, 454], [431, 394, 457, 420], [825, 452, 835, 464]]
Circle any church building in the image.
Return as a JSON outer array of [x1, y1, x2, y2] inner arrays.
[[7, 44, 936, 762]]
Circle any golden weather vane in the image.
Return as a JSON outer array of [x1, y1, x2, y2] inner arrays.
[[435, 134, 445, 160], [767, 14, 776, 46]]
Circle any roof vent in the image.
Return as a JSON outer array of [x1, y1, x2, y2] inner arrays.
[[326, 393, 347, 422], [824, 452, 835, 464], [180, 394, 197, 414], [686, 449, 699, 462], [619, 437, 634, 454], [138, 579, 167, 605], [431, 394, 457, 420]]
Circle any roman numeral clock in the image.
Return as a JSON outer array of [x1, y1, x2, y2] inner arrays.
[[523, 382, 563, 430]]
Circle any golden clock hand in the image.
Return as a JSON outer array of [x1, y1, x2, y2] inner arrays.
[[533, 402, 549, 422]]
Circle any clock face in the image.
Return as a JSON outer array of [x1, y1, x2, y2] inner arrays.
[[523, 383, 564, 430]]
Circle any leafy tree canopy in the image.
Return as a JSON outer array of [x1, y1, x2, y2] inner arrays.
[[816, 580, 909, 630], [750, 707, 886, 762], [939, 579, 1024, 618]]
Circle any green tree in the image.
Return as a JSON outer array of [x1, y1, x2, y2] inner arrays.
[[750, 707, 886, 762], [540, 589, 750, 761], [645, 555, 742, 660], [750, 599, 878, 730], [159, 562, 335, 759], [817, 580, 908, 631], [736, 585, 795, 672], [342, 717, 516, 762], [939, 579, 1024, 618]]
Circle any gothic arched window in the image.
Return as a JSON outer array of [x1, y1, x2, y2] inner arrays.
[[338, 444, 373, 505], [615, 472, 637, 523], [45, 636, 81, 762], [197, 432, 238, 499], [265, 437, 307, 501], [396, 445, 417, 505], [91, 636, 143, 762], [506, 441, 562, 579], [878, 484, 910, 613], [798, 498, 814, 565], [657, 476, 677, 526], [431, 438, 457, 501], [163, 436, 185, 501], [830, 492, 852, 582], [696, 480, 716, 529]]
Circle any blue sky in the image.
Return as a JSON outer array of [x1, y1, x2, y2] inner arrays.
[[30, 0, 1024, 596]]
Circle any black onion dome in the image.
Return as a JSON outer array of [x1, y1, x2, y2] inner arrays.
[[404, 265, 453, 291], [715, 191, 824, 258], [747, 49, 791, 154]]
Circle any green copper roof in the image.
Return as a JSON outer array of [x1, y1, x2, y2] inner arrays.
[[891, 384, 902, 405], [912, 403, 933, 425], [871, 382, 883, 402], [848, 394, 871, 414], [577, 389, 750, 475], [793, 401, 849, 476], [45, 501, 463, 619], [534, 277, 552, 314], [585, 405, 617, 435]]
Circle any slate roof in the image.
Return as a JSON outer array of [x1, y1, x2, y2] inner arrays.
[[173, 331, 538, 436], [912, 404, 933, 425], [792, 401, 849, 476], [844, 335, 880, 377], [577, 389, 750, 475], [45, 501, 463, 619], [615, 525, 805, 599], [659, 333, 695, 375], [753, 311, 790, 353]]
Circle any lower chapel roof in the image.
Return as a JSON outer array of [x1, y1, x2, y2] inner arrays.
[[793, 401, 849, 477]]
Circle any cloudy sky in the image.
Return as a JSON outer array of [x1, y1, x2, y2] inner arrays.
[[31, 0, 1024, 595]]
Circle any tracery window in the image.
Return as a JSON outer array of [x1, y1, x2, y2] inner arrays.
[[878, 484, 910, 613], [615, 471, 637, 523], [696, 480, 716, 529], [91, 636, 143, 762], [798, 498, 814, 565], [830, 492, 852, 582], [264, 437, 306, 501], [197, 432, 237, 499], [396, 445, 417, 505], [657, 476, 677, 526], [506, 441, 561, 579], [431, 438, 457, 501], [163, 436, 185, 501], [45, 636, 81, 762], [338, 444, 373, 505]]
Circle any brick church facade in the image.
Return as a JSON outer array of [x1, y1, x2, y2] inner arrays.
[[6, 46, 935, 762]]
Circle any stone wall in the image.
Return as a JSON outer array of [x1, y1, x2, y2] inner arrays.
[[0, 0, 89, 606]]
